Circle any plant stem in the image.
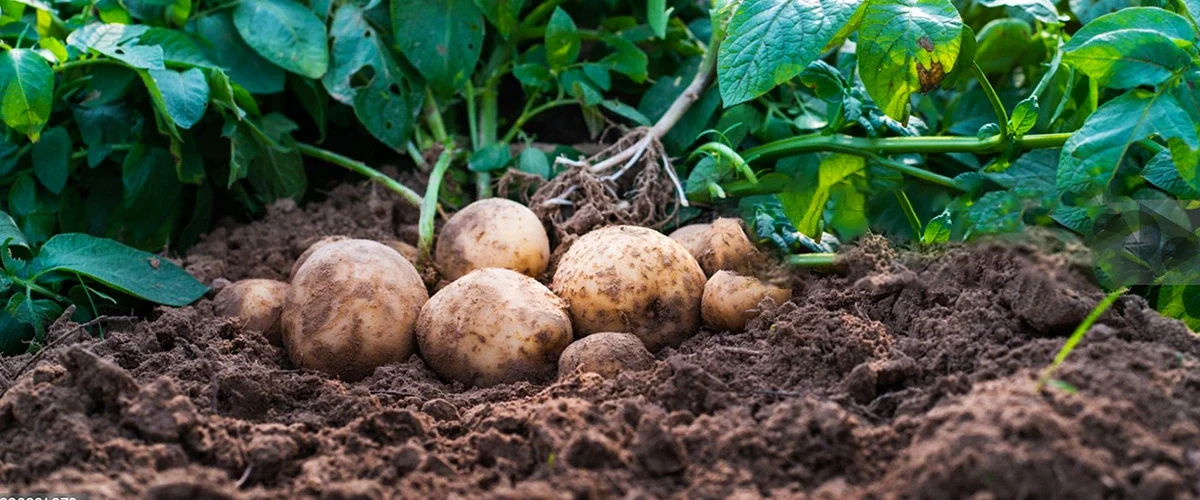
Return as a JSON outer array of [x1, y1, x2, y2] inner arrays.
[[475, 78, 501, 199], [418, 147, 456, 262], [53, 58, 122, 73], [786, 253, 840, 267], [894, 190, 923, 237], [500, 99, 576, 143], [973, 62, 1009, 141], [869, 154, 968, 192], [296, 143, 423, 207], [13, 277, 71, 304], [423, 90, 449, 144], [742, 132, 1071, 163], [1036, 287, 1127, 392]]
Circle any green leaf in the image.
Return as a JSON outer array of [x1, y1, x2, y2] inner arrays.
[[73, 102, 144, 167], [141, 68, 210, 130], [193, 13, 286, 94], [965, 190, 1024, 236], [716, 0, 865, 106], [230, 114, 307, 201], [474, 0, 524, 38], [0, 49, 52, 140], [121, 145, 180, 249], [0, 308, 34, 355], [596, 35, 649, 83], [601, 99, 651, 126], [139, 28, 216, 69], [67, 23, 166, 69], [976, 0, 1060, 23], [779, 153, 866, 237], [513, 63, 553, 90], [648, 0, 671, 39], [545, 7, 580, 71], [0, 210, 29, 254], [1009, 96, 1039, 136], [1143, 148, 1200, 199], [859, 0, 963, 122], [233, 0, 330, 79], [324, 4, 422, 151], [1058, 89, 1199, 196], [31, 126, 70, 194], [468, 143, 513, 172], [921, 211, 952, 244], [974, 18, 1032, 75], [32, 233, 207, 306], [1061, 8, 1194, 90], [516, 147, 550, 178], [7, 294, 62, 344], [8, 175, 57, 246], [393, 0, 484, 94], [1158, 285, 1200, 332]]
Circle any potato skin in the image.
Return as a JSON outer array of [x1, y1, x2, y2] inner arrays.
[[557, 332, 654, 379], [697, 218, 754, 276], [668, 223, 711, 258], [416, 268, 572, 387], [551, 225, 706, 352], [435, 198, 550, 282], [290, 235, 349, 280], [701, 270, 792, 332], [383, 240, 419, 263], [214, 279, 289, 345], [282, 239, 429, 381]]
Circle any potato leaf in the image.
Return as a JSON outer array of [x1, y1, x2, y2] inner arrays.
[[921, 211, 953, 244], [717, 0, 864, 106], [976, 0, 1060, 23], [0, 210, 29, 255], [778, 153, 865, 238], [141, 68, 210, 130], [858, 0, 963, 122], [545, 7, 580, 71], [192, 13, 285, 94], [30, 233, 207, 306], [1158, 285, 1200, 332], [233, 0, 329, 79], [1009, 96, 1039, 136], [0, 49, 53, 140], [393, 0, 484, 94], [474, 0, 525, 38], [31, 127, 70, 194], [1061, 8, 1194, 90]]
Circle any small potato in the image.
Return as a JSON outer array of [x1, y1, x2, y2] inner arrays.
[[668, 223, 711, 258], [551, 225, 706, 352], [557, 332, 654, 379], [697, 218, 755, 276], [701, 270, 792, 332], [214, 279, 289, 344], [435, 198, 550, 282], [282, 239, 428, 381], [290, 235, 349, 280], [417, 268, 572, 387], [383, 239, 419, 263]]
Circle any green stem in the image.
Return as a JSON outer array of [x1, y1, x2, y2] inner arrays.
[[423, 90, 449, 144], [465, 82, 480, 150], [742, 132, 1071, 163], [475, 79, 500, 199], [418, 147, 456, 262], [894, 190, 923, 237], [870, 154, 967, 192], [500, 99, 575, 143], [296, 143, 423, 207], [1036, 287, 1127, 392], [53, 58, 122, 73], [786, 253, 840, 267], [13, 277, 71, 304], [70, 144, 132, 160], [972, 62, 1009, 141]]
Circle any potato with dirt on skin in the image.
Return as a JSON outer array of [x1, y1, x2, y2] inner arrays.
[[291, 236, 418, 280], [417, 268, 572, 387], [668, 223, 711, 258], [435, 198, 550, 282], [552, 225, 706, 352], [282, 239, 428, 381], [669, 218, 755, 276], [214, 279, 289, 345], [557, 332, 654, 379], [701, 270, 792, 332]]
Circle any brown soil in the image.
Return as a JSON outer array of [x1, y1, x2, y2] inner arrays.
[[2, 181, 1199, 499]]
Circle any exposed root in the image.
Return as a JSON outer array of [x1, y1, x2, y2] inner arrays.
[[527, 130, 683, 241]]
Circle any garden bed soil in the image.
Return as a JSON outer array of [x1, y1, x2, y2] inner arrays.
[[2, 182, 1199, 499]]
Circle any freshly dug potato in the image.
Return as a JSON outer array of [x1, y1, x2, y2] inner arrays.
[[697, 218, 755, 276], [214, 279, 289, 344], [701, 270, 792, 332], [290, 235, 349, 280], [383, 239, 419, 263], [417, 268, 572, 387], [557, 332, 654, 379], [551, 225, 706, 352], [435, 198, 550, 282], [282, 239, 428, 381], [668, 223, 711, 258]]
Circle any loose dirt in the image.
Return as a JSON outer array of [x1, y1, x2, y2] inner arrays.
[[1, 181, 1198, 499]]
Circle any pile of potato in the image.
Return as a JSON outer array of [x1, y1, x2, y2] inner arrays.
[[214, 198, 792, 386]]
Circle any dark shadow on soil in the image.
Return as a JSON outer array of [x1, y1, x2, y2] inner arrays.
[[1, 181, 1198, 499]]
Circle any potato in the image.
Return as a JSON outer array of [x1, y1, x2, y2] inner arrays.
[[668, 223, 711, 257], [701, 270, 792, 332], [557, 332, 654, 379], [214, 279, 289, 344], [290, 235, 349, 280], [435, 198, 550, 282], [697, 218, 755, 276], [383, 240, 419, 263], [551, 225, 706, 352], [416, 268, 572, 387], [281, 239, 428, 381]]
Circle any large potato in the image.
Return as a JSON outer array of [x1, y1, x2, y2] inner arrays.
[[290, 235, 349, 280], [557, 332, 654, 379], [435, 198, 550, 282], [416, 268, 572, 387], [214, 279, 289, 345], [551, 225, 706, 351], [282, 239, 428, 381], [701, 270, 792, 332]]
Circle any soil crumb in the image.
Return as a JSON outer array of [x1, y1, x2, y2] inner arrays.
[[2, 182, 1198, 499]]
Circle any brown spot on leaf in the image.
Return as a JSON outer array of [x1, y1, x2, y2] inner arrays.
[[917, 36, 934, 52], [917, 61, 945, 93], [148, 257, 161, 270]]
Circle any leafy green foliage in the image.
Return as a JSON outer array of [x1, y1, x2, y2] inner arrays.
[[393, 0, 484, 94], [858, 0, 963, 121], [233, 0, 329, 79]]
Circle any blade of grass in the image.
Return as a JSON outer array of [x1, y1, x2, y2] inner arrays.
[[1036, 288, 1127, 392]]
